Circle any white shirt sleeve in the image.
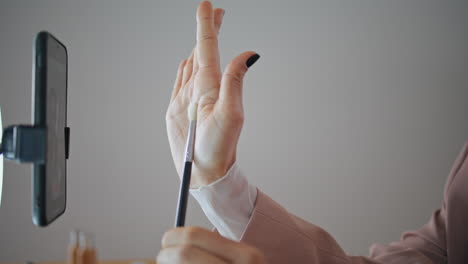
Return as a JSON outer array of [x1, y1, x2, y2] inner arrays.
[[190, 163, 257, 241]]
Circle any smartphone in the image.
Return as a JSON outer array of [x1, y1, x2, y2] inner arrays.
[[33, 31, 68, 226]]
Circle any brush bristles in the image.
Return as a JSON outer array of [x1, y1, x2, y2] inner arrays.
[[188, 102, 198, 121]]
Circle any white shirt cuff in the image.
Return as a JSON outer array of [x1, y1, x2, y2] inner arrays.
[[190, 163, 257, 241]]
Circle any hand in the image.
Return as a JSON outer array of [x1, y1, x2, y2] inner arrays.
[[157, 227, 266, 264], [166, 1, 260, 187]]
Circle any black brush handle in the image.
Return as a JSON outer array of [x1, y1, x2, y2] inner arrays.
[[175, 161, 192, 227]]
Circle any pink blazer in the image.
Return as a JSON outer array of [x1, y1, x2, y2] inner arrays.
[[240, 142, 468, 263]]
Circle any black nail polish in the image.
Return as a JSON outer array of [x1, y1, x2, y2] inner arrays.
[[246, 54, 260, 68]]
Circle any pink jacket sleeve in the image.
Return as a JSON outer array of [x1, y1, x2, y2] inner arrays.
[[238, 142, 468, 264], [239, 190, 446, 264]]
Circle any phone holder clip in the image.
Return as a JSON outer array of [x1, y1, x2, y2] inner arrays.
[[0, 125, 70, 164]]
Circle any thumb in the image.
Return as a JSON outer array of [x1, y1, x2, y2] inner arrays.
[[218, 52, 260, 109]]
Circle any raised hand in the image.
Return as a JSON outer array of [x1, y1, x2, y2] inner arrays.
[[166, 1, 260, 188]]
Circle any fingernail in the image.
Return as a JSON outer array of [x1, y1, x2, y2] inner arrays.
[[222, 9, 226, 17], [246, 54, 260, 68]]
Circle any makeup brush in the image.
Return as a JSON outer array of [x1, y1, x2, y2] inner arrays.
[[175, 102, 198, 227]]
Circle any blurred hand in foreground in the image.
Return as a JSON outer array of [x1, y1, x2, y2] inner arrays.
[[158, 227, 266, 264]]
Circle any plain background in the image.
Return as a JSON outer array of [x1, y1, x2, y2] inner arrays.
[[0, 0, 467, 261]]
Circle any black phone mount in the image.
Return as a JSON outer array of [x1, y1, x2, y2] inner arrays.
[[0, 125, 70, 164]]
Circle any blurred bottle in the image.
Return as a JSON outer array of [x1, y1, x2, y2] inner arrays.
[[67, 229, 79, 264], [77, 232, 97, 264]]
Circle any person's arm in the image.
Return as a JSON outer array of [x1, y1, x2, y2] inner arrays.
[[189, 165, 447, 263], [368, 142, 468, 263], [241, 189, 446, 264], [190, 144, 468, 264]]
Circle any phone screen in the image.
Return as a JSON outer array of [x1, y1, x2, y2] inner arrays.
[[45, 39, 67, 219]]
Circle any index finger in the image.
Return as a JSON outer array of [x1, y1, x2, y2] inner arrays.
[[196, 1, 220, 70]]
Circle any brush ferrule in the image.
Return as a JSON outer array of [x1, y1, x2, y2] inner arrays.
[[184, 120, 197, 162]]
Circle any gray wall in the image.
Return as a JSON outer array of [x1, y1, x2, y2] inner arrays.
[[1, 0, 467, 261]]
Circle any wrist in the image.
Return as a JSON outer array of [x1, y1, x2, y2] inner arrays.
[[190, 158, 236, 188], [191, 158, 236, 188]]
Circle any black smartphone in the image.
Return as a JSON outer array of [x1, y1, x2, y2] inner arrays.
[[33, 31, 68, 226]]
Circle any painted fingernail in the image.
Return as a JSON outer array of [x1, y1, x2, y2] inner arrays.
[[246, 54, 260, 68]]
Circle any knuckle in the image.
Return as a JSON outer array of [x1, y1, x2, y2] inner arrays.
[[182, 226, 202, 242], [244, 248, 265, 264], [179, 60, 186, 70], [184, 59, 193, 67], [198, 15, 212, 22], [229, 110, 244, 124], [219, 103, 243, 125], [223, 71, 244, 86], [165, 109, 176, 122], [161, 229, 172, 247], [199, 33, 217, 42], [197, 64, 218, 72], [176, 245, 194, 261]]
